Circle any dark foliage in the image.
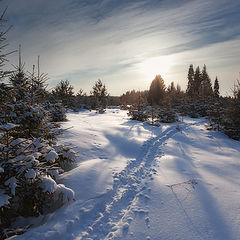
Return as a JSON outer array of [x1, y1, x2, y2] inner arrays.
[[148, 75, 166, 105]]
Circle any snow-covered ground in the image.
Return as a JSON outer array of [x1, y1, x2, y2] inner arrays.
[[15, 109, 240, 240]]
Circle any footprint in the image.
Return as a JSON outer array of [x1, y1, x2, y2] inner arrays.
[[145, 217, 150, 228]]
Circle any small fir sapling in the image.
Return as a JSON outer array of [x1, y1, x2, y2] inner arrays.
[[91, 79, 109, 111]]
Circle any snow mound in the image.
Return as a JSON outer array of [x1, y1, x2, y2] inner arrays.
[[55, 184, 75, 203], [40, 175, 58, 193], [45, 150, 58, 163], [40, 175, 75, 203], [25, 169, 36, 179], [0, 123, 19, 131]]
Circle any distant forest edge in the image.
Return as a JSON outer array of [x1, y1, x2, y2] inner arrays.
[[49, 64, 240, 141]]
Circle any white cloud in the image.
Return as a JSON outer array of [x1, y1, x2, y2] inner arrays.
[[4, 0, 240, 95]]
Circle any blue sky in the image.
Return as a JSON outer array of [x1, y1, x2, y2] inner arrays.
[[3, 0, 240, 95]]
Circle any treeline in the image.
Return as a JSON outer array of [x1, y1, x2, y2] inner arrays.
[[122, 66, 240, 140], [50, 79, 118, 112], [120, 65, 218, 107], [51, 64, 240, 140]]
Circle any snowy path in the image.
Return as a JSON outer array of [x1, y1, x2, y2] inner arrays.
[[76, 125, 178, 239], [16, 110, 240, 240]]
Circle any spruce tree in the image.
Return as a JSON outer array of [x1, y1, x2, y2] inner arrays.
[[193, 66, 201, 96], [166, 82, 183, 106], [91, 79, 108, 110], [186, 64, 194, 97], [147, 74, 166, 105], [200, 64, 213, 97], [167, 81, 176, 93], [9, 45, 30, 102], [226, 80, 240, 138], [52, 80, 74, 107], [30, 56, 48, 104], [214, 77, 220, 98]]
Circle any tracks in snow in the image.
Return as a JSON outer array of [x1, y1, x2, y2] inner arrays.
[[78, 125, 179, 240]]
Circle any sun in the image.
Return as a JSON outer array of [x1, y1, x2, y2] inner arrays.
[[140, 55, 173, 80]]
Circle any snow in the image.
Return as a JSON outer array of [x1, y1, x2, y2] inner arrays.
[[13, 109, 240, 240], [25, 155, 40, 168], [33, 138, 43, 149], [25, 169, 36, 179], [40, 175, 58, 193], [4, 177, 17, 196], [33, 152, 42, 159], [45, 150, 58, 163], [10, 138, 26, 147], [55, 184, 75, 203], [40, 175, 75, 203], [61, 148, 77, 161], [0, 123, 18, 131]]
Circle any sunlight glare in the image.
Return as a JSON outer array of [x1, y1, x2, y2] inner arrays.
[[140, 55, 173, 80]]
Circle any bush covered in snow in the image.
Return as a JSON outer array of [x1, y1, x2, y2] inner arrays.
[[207, 96, 240, 140], [45, 102, 67, 123], [0, 118, 77, 237], [128, 109, 148, 122], [128, 105, 178, 124], [177, 101, 210, 119]]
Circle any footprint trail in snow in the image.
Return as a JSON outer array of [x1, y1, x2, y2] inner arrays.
[[77, 126, 178, 239]]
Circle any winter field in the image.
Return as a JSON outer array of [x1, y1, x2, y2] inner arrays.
[[13, 108, 240, 240]]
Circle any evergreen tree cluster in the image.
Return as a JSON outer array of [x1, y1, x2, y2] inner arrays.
[[120, 90, 148, 107], [208, 80, 240, 140], [126, 75, 183, 124], [125, 65, 239, 140], [51, 79, 110, 112], [0, 11, 77, 237], [186, 64, 219, 99], [51, 80, 74, 108]]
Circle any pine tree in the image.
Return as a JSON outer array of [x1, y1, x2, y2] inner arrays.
[[167, 82, 176, 93], [186, 64, 194, 97], [193, 66, 201, 96], [157, 106, 178, 123], [30, 56, 48, 104], [75, 88, 88, 108], [226, 80, 240, 139], [0, 126, 76, 225], [5, 49, 51, 139], [9, 45, 31, 102], [147, 74, 166, 105], [91, 79, 108, 110], [214, 77, 220, 98], [208, 102, 223, 131], [200, 64, 213, 97], [176, 84, 181, 93], [52, 80, 74, 107]]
